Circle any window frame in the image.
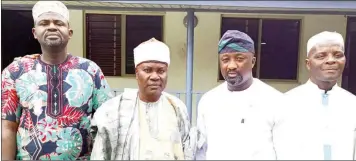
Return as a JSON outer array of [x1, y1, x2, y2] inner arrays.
[[219, 14, 303, 83], [84, 10, 166, 77]]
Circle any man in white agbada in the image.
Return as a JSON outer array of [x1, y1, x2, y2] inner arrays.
[[90, 38, 196, 160], [275, 31, 356, 160], [196, 30, 284, 160]]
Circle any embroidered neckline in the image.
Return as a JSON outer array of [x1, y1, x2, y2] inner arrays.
[[37, 53, 72, 66]]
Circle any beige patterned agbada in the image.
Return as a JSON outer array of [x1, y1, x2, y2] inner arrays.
[[90, 88, 197, 160]]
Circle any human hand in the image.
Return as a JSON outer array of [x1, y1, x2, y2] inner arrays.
[[13, 54, 40, 61]]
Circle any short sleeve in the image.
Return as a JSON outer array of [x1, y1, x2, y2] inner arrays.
[[1, 66, 21, 123], [91, 64, 114, 111]]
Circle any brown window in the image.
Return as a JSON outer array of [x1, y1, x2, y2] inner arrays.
[[219, 17, 300, 81], [86, 14, 163, 76]]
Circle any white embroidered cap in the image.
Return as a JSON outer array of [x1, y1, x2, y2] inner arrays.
[[32, 1, 69, 22], [307, 31, 344, 56], [133, 38, 170, 67]]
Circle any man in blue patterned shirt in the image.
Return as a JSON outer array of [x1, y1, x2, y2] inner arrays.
[[1, 1, 113, 160]]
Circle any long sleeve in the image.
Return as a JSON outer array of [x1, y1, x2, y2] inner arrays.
[[272, 96, 295, 160], [272, 114, 288, 160], [90, 110, 112, 160], [196, 98, 208, 160], [90, 94, 123, 160], [174, 97, 197, 160], [166, 94, 197, 160], [182, 126, 198, 160]]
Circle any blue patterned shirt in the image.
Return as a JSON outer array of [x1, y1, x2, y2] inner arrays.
[[1, 54, 113, 160]]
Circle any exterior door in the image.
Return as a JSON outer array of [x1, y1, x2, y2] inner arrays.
[[342, 17, 356, 95]]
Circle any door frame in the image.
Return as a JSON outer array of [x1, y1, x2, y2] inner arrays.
[[342, 16, 356, 90]]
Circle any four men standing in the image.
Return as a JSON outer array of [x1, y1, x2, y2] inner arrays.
[[2, 0, 356, 160]]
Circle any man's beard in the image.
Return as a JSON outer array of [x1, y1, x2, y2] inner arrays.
[[44, 39, 63, 47], [225, 72, 243, 86]]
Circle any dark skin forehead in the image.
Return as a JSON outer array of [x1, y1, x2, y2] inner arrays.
[[136, 61, 168, 70], [34, 12, 69, 27], [219, 52, 254, 58], [219, 52, 255, 65], [309, 43, 344, 58]]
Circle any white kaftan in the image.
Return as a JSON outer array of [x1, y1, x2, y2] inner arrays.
[[196, 78, 284, 160], [275, 80, 356, 160]]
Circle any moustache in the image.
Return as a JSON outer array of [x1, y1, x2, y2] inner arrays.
[[147, 84, 161, 86], [227, 70, 241, 76]]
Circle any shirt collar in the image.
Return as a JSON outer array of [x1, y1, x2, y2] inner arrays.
[[305, 79, 339, 95]]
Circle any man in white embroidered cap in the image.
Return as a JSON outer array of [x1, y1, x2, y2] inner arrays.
[[90, 38, 196, 160], [1, 1, 113, 160], [275, 31, 356, 159]]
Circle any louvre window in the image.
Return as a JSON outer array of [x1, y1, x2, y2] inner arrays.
[[86, 14, 163, 76]]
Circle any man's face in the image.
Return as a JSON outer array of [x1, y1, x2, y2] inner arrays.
[[32, 12, 73, 48], [219, 52, 256, 86], [306, 43, 346, 83], [136, 61, 168, 97]]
